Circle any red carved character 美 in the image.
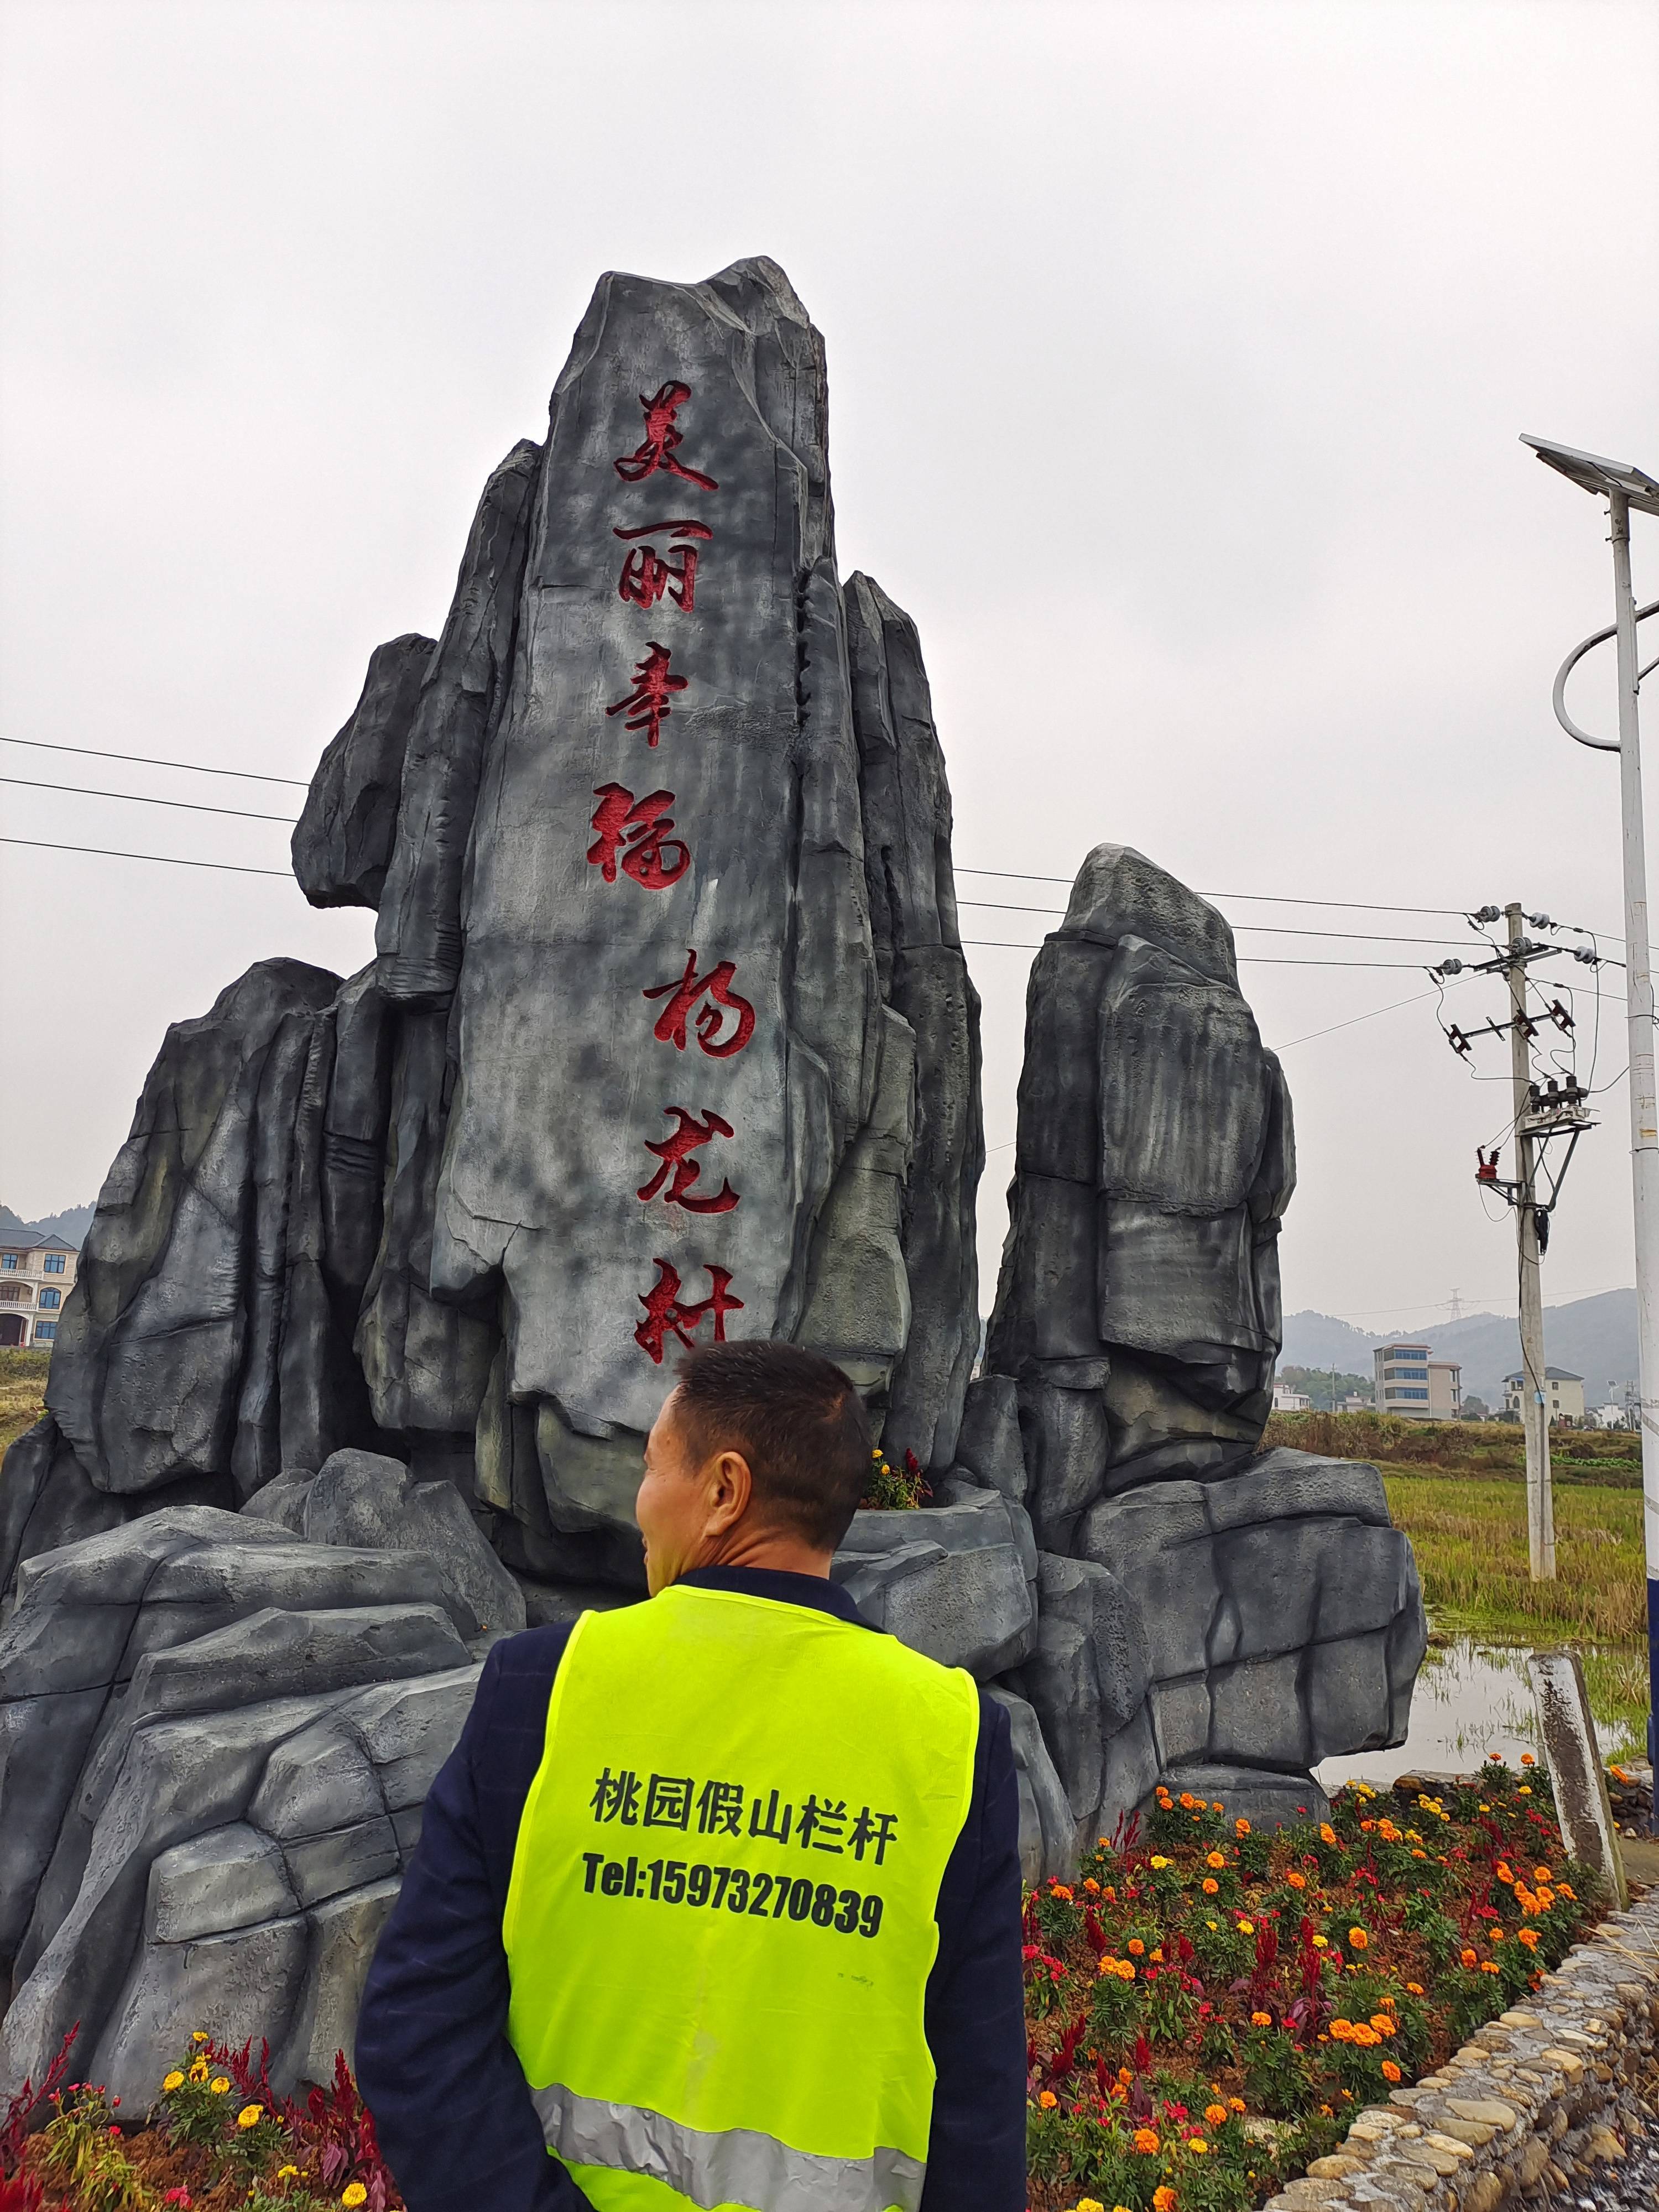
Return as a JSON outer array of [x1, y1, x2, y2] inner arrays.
[[634, 1259, 744, 1363], [637, 1107, 739, 1214], [606, 641, 688, 749], [643, 950, 756, 1059], [614, 519, 711, 612], [613, 382, 719, 492], [587, 784, 690, 890]]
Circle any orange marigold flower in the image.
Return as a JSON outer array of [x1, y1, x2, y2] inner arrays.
[[1285, 1870, 1307, 1890], [1329, 2018, 1353, 2041], [1128, 1938, 1145, 1955], [1381, 2059, 1402, 2083], [1521, 1751, 1536, 1766], [1352, 2025, 1380, 2047], [1149, 1947, 1165, 1963], [1202, 1878, 1219, 1895], [1532, 1866, 1551, 1884], [1051, 1884, 1074, 1901], [1083, 1878, 1100, 1894], [1460, 1947, 1478, 1968], [1406, 1982, 1424, 1995], [1480, 1961, 1501, 1976], [1152, 2187, 1177, 2211], [1211, 1801, 1224, 1813], [1206, 1850, 1227, 1870], [1134, 2127, 1161, 2154], [1234, 1817, 1251, 1837], [1516, 1927, 1540, 1950], [1370, 2016, 1395, 2036], [1038, 2090, 1058, 2109], [1348, 1928, 1369, 1950], [1495, 1863, 1515, 1884], [1228, 2095, 1246, 2113], [1556, 1883, 1576, 1901], [1179, 1792, 1196, 1810], [1250, 2010, 1272, 2027], [1205, 2103, 1228, 2127]]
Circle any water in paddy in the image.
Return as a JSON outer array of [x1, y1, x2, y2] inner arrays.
[[1314, 1633, 1639, 1792]]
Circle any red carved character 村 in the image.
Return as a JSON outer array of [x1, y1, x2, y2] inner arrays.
[[643, 950, 756, 1059], [613, 382, 719, 492], [606, 641, 687, 749], [614, 519, 711, 612], [637, 1107, 739, 1214], [587, 784, 690, 890], [634, 1259, 744, 1363]]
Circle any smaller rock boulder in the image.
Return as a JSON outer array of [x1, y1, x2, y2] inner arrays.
[[302, 1449, 526, 1634]]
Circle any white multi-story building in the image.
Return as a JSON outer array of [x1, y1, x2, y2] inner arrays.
[[1501, 1368, 1586, 1427], [0, 1232, 77, 1348], [1373, 1340, 1462, 1421], [1271, 1382, 1311, 1413]]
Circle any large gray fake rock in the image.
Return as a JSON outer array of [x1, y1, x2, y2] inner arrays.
[[423, 258, 968, 1500], [300, 1449, 526, 1632], [987, 1687, 1075, 1886], [1079, 1448, 1427, 1815], [831, 1485, 1036, 1678], [984, 844, 1295, 1537], [41, 959, 345, 1503], [0, 1507, 483, 2109]]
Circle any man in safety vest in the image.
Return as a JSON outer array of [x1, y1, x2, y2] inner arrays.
[[356, 1339, 1027, 2211]]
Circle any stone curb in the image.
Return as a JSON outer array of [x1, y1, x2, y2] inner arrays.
[[1264, 1891, 1659, 2211]]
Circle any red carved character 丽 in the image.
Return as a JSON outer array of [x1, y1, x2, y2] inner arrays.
[[643, 950, 756, 1059], [607, 642, 687, 749], [634, 1259, 743, 1363], [587, 785, 690, 890], [614, 519, 711, 612], [613, 382, 719, 492], [637, 1107, 739, 1214]]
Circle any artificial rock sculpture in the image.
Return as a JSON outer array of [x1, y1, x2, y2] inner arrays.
[[0, 256, 1423, 2103]]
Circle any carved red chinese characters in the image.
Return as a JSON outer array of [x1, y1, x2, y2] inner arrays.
[[643, 950, 756, 1058], [634, 1259, 744, 1363], [637, 1107, 739, 1214], [613, 382, 719, 492], [614, 519, 711, 612], [587, 784, 690, 890], [607, 641, 687, 749]]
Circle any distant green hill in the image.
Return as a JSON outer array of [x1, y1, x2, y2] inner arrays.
[[1281, 1288, 1638, 1409]]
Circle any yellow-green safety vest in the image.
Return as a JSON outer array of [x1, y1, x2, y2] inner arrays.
[[503, 1582, 980, 2212]]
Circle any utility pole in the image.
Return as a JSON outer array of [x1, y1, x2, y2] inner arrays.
[[1506, 902, 1556, 1579], [1525, 432, 1659, 1824]]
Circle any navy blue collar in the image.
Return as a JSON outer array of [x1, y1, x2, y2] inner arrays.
[[674, 1564, 868, 1625]]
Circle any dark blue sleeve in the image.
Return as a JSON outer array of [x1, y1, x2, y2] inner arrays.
[[355, 1628, 591, 2212], [920, 1693, 1027, 2212]]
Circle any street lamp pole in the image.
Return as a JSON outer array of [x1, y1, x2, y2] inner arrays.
[[1525, 435, 1659, 1820]]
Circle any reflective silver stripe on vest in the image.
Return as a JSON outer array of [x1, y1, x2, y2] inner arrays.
[[531, 2083, 926, 2212]]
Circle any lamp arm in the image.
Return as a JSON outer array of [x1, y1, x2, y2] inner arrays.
[[1553, 599, 1659, 752]]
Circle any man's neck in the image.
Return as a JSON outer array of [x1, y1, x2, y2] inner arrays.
[[695, 1526, 834, 1580]]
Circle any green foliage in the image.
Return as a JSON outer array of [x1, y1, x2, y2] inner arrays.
[[858, 1446, 930, 1509]]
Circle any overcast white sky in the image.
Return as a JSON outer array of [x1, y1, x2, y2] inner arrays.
[[3, 0, 1656, 1335]]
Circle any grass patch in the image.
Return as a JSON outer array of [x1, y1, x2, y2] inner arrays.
[[0, 1345, 49, 1460], [1264, 1408, 1641, 1485]]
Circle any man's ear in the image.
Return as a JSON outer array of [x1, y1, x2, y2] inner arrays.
[[703, 1447, 754, 1535]]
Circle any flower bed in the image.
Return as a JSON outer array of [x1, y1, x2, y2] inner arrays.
[[0, 2033, 400, 2211], [1024, 1755, 1602, 2212]]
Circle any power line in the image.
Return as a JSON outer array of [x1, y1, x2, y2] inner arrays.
[[958, 898, 1462, 946], [1, 734, 310, 787], [1, 836, 293, 879], [962, 941, 1427, 967], [956, 864, 1471, 917], [1, 775, 296, 824]]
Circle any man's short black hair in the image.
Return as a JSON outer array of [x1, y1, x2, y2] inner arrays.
[[672, 1340, 872, 1553]]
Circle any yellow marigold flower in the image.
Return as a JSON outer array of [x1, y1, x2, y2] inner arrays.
[[1133, 2127, 1161, 2154], [1319, 1824, 1338, 1846], [278, 2172, 299, 2183], [1075, 2202, 1106, 2212], [1149, 1855, 1171, 1870], [1205, 1849, 1226, 1869], [342, 2191, 369, 2210], [1187, 2138, 1209, 2154], [1119, 1960, 1136, 1980], [209, 2075, 231, 2094], [188, 2058, 209, 2083], [1236, 1919, 1254, 1936], [1348, 1927, 1368, 1950], [1202, 1877, 1219, 1895], [191, 2030, 210, 2043], [161, 2070, 185, 2093], [1311, 1933, 1328, 1948], [1381, 2059, 1402, 2083], [1250, 2010, 1272, 2027], [237, 2103, 263, 2128], [1204, 2103, 1228, 2126], [1038, 2089, 1058, 2109]]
